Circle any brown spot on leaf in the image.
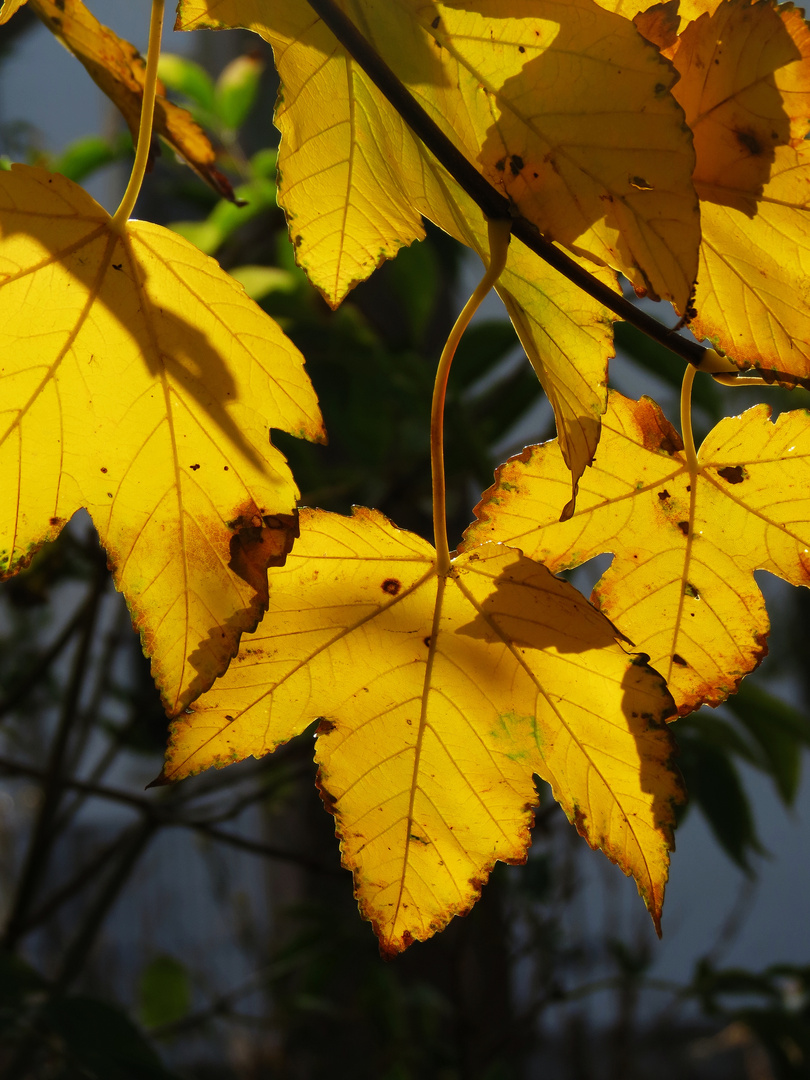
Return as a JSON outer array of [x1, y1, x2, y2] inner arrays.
[[189, 463, 201, 471], [677, 521, 689, 536], [494, 157, 506, 172], [684, 582, 700, 599], [317, 718, 336, 736], [735, 128, 763, 156], [228, 505, 299, 608], [658, 489, 670, 501], [509, 154, 524, 176], [672, 653, 688, 667], [635, 398, 684, 455], [381, 578, 401, 596], [100, 467, 107, 473], [717, 465, 745, 484], [49, 516, 64, 528], [431, 15, 440, 28]]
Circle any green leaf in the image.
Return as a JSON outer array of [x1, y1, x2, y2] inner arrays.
[[214, 52, 264, 131], [138, 955, 191, 1030], [157, 53, 215, 113], [725, 681, 810, 806]]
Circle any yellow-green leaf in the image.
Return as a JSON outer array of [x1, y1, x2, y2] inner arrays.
[[466, 391, 810, 716], [28, 0, 238, 202], [0, 165, 324, 714], [163, 507, 681, 953], [667, 0, 810, 377]]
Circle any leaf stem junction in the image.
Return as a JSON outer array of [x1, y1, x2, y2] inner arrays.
[[111, 0, 165, 230]]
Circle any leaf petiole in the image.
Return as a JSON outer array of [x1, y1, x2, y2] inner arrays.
[[680, 362, 699, 476], [111, 0, 165, 230], [431, 217, 512, 574]]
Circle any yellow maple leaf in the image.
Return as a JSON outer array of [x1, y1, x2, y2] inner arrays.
[[162, 506, 682, 954], [178, 0, 699, 308], [666, 0, 810, 378], [175, 0, 622, 502], [0, 165, 324, 715], [466, 391, 810, 716], [21, 0, 237, 201]]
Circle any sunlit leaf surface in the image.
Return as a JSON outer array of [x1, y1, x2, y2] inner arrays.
[[0, 0, 28, 24], [0, 165, 324, 714], [176, 0, 623, 495], [163, 507, 681, 954], [467, 392, 810, 715], [667, 0, 810, 378]]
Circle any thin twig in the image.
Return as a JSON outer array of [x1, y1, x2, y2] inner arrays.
[[0, 755, 340, 876]]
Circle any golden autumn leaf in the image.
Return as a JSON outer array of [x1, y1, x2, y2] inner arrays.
[[466, 391, 810, 716], [666, 0, 810, 378], [162, 506, 682, 954], [178, 0, 699, 308], [175, 0, 621, 500], [26, 0, 237, 202], [0, 165, 324, 715], [0, 0, 28, 24]]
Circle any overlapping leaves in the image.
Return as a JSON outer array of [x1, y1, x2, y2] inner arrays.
[[163, 507, 681, 954], [467, 391, 810, 716], [0, 165, 324, 714], [176, 0, 699, 498]]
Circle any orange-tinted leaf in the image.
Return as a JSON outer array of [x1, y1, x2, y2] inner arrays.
[[466, 391, 810, 715], [667, 0, 810, 378], [163, 507, 681, 953], [28, 0, 237, 201], [0, 165, 324, 714]]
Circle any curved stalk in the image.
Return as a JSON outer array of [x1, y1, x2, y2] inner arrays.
[[111, 0, 165, 230], [680, 362, 699, 476], [432, 218, 512, 574]]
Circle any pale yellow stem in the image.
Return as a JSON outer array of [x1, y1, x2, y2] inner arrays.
[[431, 218, 512, 574], [680, 362, 699, 475], [111, 0, 165, 230]]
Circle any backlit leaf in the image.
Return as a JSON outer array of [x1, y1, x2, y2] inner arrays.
[[175, 0, 617, 495], [163, 507, 682, 954], [466, 391, 810, 716], [0, 165, 324, 714], [28, 0, 238, 202], [666, 0, 810, 378], [178, 0, 699, 308], [0, 0, 28, 24]]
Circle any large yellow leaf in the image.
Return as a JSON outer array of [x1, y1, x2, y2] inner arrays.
[[25, 0, 237, 201], [0, 165, 324, 714], [163, 507, 681, 953], [178, 0, 698, 308], [176, 0, 618, 498], [666, 0, 810, 377], [466, 391, 810, 716]]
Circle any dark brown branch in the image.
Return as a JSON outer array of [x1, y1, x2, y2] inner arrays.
[[303, 0, 810, 390], [0, 755, 340, 877]]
